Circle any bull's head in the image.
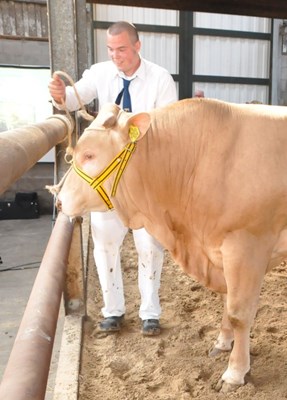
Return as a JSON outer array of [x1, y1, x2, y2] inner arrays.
[[47, 103, 151, 217]]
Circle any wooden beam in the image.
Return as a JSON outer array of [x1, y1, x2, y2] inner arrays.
[[87, 0, 287, 19]]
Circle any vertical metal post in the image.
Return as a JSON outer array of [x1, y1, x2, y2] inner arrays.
[[75, 0, 89, 77], [179, 11, 194, 99]]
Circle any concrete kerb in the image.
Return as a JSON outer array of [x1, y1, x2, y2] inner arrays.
[[52, 214, 90, 400], [52, 315, 83, 400]]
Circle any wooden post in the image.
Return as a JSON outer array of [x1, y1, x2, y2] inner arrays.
[[47, 0, 89, 316]]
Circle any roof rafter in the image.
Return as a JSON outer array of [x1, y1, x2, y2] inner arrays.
[[87, 0, 287, 19]]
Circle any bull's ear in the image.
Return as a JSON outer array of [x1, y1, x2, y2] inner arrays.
[[127, 113, 151, 140]]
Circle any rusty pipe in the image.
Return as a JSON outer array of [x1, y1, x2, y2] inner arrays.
[[0, 212, 75, 400], [0, 115, 73, 195]]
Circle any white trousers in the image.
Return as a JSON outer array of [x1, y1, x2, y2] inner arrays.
[[90, 210, 164, 320]]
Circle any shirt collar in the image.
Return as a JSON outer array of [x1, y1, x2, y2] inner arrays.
[[114, 56, 146, 81]]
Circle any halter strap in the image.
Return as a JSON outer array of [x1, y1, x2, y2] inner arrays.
[[73, 141, 137, 210], [72, 125, 140, 210]]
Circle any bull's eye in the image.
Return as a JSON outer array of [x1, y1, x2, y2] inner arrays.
[[83, 152, 95, 160]]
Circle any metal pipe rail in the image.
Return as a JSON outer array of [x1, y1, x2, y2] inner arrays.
[[0, 115, 73, 195], [0, 212, 75, 400]]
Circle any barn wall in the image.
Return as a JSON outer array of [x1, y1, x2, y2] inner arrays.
[[92, 4, 285, 104], [192, 12, 271, 103], [0, 0, 53, 214], [0, 0, 48, 38], [94, 4, 178, 73], [0, 38, 49, 65], [0, 0, 49, 65]]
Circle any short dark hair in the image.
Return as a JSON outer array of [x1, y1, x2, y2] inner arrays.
[[108, 21, 139, 44]]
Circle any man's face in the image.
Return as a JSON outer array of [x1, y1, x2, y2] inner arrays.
[[107, 31, 141, 76]]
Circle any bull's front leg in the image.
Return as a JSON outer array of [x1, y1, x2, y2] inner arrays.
[[216, 230, 272, 393], [209, 294, 234, 356], [215, 308, 252, 393]]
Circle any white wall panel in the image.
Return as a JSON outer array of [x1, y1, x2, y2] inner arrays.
[[95, 4, 179, 26], [193, 82, 268, 103], [93, 6, 271, 104], [94, 29, 178, 73], [93, 5, 179, 75], [194, 12, 271, 33], [94, 29, 108, 61], [194, 36, 270, 78], [139, 32, 178, 73]]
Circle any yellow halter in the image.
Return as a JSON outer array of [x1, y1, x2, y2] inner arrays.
[[73, 125, 140, 210]]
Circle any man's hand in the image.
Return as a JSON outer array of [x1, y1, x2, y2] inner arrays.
[[48, 72, 66, 103]]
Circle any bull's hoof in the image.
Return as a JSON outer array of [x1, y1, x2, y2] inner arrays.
[[209, 346, 227, 357], [209, 340, 234, 357], [214, 378, 243, 393]]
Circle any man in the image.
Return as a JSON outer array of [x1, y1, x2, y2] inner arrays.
[[48, 21, 177, 336]]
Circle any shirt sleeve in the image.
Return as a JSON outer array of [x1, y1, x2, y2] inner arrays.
[[154, 71, 178, 108], [51, 65, 101, 112]]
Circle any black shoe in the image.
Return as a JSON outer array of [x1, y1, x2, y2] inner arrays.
[[99, 315, 124, 332], [142, 319, 161, 336]]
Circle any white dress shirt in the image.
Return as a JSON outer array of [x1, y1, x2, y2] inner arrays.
[[64, 57, 177, 112]]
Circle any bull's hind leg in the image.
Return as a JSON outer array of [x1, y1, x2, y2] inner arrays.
[[216, 230, 272, 393]]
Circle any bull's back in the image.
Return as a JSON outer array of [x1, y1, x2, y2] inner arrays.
[[149, 98, 287, 234]]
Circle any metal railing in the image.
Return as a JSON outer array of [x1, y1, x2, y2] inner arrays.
[[0, 115, 72, 195], [0, 212, 74, 400], [0, 115, 86, 400]]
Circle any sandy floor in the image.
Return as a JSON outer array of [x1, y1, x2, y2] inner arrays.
[[79, 232, 287, 400]]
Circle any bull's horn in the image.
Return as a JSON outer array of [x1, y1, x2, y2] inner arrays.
[[93, 103, 120, 129]]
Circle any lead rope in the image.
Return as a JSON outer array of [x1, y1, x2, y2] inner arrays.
[[48, 70, 95, 221], [53, 70, 95, 160]]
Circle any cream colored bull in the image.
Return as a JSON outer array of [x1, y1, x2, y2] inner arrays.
[[51, 98, 287, 392]]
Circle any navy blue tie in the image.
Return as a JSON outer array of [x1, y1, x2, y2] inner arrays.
[[115, 78, 132, 112]]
